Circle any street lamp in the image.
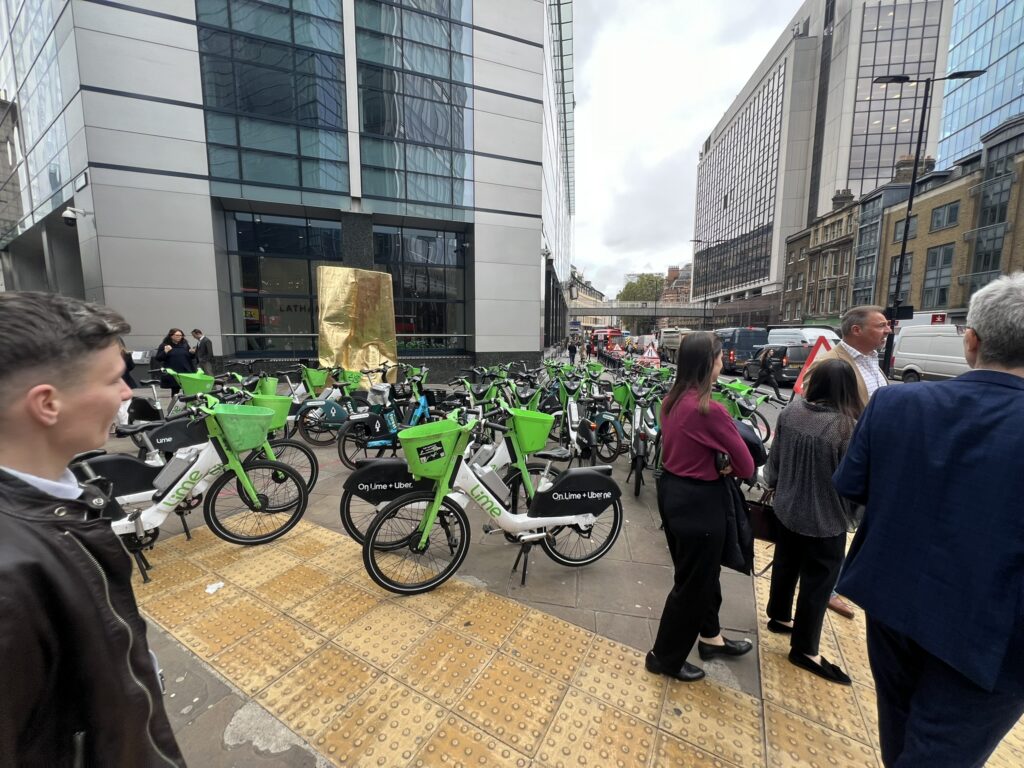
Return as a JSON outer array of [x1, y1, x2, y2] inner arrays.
[[872, 68, 986, 375], [691, 238, 730, 330]]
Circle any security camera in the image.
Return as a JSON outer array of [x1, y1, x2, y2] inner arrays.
[[62, 207, 86, 227]]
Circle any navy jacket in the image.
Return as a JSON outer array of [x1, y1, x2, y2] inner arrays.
[[834, 370, 1024, 693]]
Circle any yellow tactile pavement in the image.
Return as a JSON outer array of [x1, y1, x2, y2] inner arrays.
[[135, 525, 1024, 767]]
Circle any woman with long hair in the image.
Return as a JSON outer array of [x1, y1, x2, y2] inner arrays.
[[153, 327, 196, 396], [647, 332, 756, 682], [764, 358, 863, 685]]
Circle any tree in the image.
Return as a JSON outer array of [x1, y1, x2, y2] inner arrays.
[[617, 274, 664, 335]]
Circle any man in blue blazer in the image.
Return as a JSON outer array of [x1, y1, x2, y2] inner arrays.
[[833, 272, 1024, 767]]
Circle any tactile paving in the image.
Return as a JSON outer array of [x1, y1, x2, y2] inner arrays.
[[389, 625, 494, 707], [572, 635, 667, 726], [410, 714, 530, 767], [309, 537, 366, 576], [132, 557, 210, 601], [313, 676, 447, 767], [442, 591, 528, 648], [653, 730, 745, 767], [454, 652, 567, 757], [660, 677, 765, 768], [287, 580, 382, 638], [503, 609, 592, 684], [753, 540, 775, 577], [853, 683, 879, 747], [334, 600, 434, 669], [209, 616, 325, 695], [537, 685, 656, 767], [258, 642, 379, 739], [142, 578, 245, 630], [764, 702, 877, 768], [216, 547, 302, 589], [400, 579, 477, 622], [249, 563, 340, 610], [276, 528, 341, 560], [833, 624, 874, 688], [987, 719, 1024, 768], [156, 524, 221, 556], [174, 593, 277, 657], [760, 648, 869, 744]]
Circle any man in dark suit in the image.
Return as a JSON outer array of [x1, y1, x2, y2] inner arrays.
[[191, 328, 214, 375], [833, 272, 1024, 767]]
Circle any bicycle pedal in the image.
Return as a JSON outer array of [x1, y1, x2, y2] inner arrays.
[[482, 523, 500, 535]]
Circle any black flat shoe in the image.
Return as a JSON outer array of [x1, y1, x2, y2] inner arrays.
[[645, 651, 705, 682], [767, 619, 794, 634], [787, 649, 852, 685], [697, 638, 753, 660]]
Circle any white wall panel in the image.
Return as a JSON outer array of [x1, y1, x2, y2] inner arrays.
[[473, 110, 542, 161], [75, 29, 202, 103], [473, 0, 543, 44]]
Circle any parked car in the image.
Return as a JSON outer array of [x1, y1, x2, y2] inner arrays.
[[715, 327, 769, 374], [742, 344, 812, 384], [766, 326, 840, 347], [891, 324, 969, 382]]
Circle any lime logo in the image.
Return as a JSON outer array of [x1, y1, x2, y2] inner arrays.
[[161, 469, 203, 509], [469, 484, 502, 519]]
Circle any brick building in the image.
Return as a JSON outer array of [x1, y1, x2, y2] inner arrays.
[[781, 229, 811, 323]]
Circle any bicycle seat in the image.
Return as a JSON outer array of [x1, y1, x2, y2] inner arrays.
[[534, 447, 571, 461], [72, 449, 107, 463], [114, 422, 164, 437], [139, 379, 161, 386]]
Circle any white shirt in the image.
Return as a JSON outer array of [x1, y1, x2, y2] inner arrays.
[[839, 340, 888, 398], [0, 466, 83, 500]]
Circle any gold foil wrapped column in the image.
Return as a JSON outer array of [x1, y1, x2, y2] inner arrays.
[[317, 266, 398, 384]]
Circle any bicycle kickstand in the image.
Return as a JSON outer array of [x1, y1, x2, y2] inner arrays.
[[133, 550, 153, 583], [512, 542, 533, 586], [177, 509, 193, 540]]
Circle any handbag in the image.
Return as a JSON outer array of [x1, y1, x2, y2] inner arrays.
[[746, 488, 780, 543]]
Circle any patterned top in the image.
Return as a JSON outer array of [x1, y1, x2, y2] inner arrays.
[[839, 340, 888, 398], [764, 398, 857, 537]]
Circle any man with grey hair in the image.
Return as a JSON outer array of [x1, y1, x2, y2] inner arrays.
[[833, 273, 1024, 767], [804, 304, 892, 409]]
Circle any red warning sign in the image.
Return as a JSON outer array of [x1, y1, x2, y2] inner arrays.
[[792, 336, 834, 396]]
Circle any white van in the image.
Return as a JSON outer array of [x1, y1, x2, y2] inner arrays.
[[767, 327, 840, 347], [891, 324, 969, 383]]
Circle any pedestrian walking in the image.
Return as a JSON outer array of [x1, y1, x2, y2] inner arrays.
[[646, 332, 756, 683], [764, 358, 863, 685], [192, 328, 214, 375], [153, 327, 196, 396], [0, 292, 185, 766], [754, 345, 787, 401], [567, 339, 577, 365]]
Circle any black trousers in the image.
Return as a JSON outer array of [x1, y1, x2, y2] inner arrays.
[[754, 368, 783, 399], [652, 473, 728, 671], [766, 525, 846, 656], [867, 617, 1024, 767]]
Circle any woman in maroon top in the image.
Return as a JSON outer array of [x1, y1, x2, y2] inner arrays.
[[647, 332, 756, 682]]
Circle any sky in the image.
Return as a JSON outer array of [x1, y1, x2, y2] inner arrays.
[[572, 0, 802, 298]]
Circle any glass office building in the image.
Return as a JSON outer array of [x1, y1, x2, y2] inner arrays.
[[938, 0, 1024, 166], [0, 0, 574, 367]]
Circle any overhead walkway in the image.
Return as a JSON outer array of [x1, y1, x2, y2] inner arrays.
[[569, 301, 705, 320]]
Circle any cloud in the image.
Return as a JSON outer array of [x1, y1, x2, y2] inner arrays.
[[572, 0, 803, 297]]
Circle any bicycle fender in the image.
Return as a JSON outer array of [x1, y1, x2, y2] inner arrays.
[[342, 458, 433, 503]]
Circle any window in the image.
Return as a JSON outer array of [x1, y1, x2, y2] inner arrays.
[[828, 287, 836, 313], [797, 273, 804, 290], [799, 247, 807, 261], [788, 249, 794, 264], [894, 215, 918, 241], [922, 244, 954, 308], [786, 275, 793, 291], [795, 300, 802, 318], [887, 253, 913, 305], [784, 302, 791, 321], [929, 201, 960, 231]]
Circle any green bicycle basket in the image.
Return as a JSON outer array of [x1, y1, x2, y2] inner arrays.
[[254, 377, 279, 395], [303, 368, 330, 391], [250, 394, 291, 431], [656, 367, 673, 382], [509, 408, 554, 454], [586, 361, 605, 377], [340, 369, 363, 389], [176, 372, 215, 396], [213, 404, 275, 452], [399, 420, 463, 479], [612, 382, 630, 407]]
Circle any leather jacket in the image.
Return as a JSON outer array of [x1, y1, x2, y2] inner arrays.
[[0, 470, 185, 767]]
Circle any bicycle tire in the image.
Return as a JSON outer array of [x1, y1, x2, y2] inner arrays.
[[633, 454, 643, 497], [504, 461, 562, 515], [246, 438, 319, 492], [204, 459, 307, 544], [337, 420, 387, 470], [339, 488, 395, 545], [594, 419, 623, 462], [362, 492, 470, 595], [296, 407, 341, 446], [749, 410, 772, 443], [540, 498, 623, 566]]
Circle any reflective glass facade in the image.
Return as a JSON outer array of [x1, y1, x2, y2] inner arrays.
[[0, 0, 73, 248], [693, 63, 784, 298], [197, 0, 350, 196], [939, 0, 1024, 165], [965, 130, 1023, 295], [355, 0, 474, 220], [849, 1, 945, 193]]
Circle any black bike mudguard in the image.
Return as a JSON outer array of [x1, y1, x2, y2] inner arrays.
[[342, 458, 434, 504], [527, 466, 620, 519], [346, 410, 388, 435], [70, 454, 161, 497], [148, 419, 209, 453], [298, 399, 350, 425], [128, 398, 162, 422]]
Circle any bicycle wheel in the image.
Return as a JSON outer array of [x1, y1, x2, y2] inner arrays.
[[362, 492, 470, 595], [337, 420, 387, 470], [633, 455, 643, 497], [594, 419, 623, 462], [748, 411, 772, 443], [204, 459, 307, 544], [339, 489, 388, 544], [505, 461, 562, 515], [540, 498, 623, 566], [246, 439, 319, 492], [296, 406, 341, 446]]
